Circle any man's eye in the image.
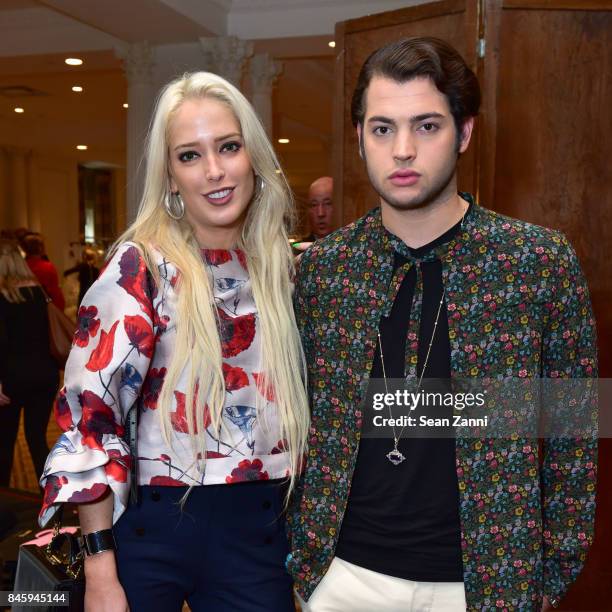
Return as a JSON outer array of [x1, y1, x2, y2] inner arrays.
[[221, 141, 241, 153], [178, 151, 199, 162], [373, 126, 391, 136], [419, 123, 438, 132]]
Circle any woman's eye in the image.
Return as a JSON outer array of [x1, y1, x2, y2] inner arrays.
[[221, 141, 241, 153], [178, 151, 199, 162], [373, 126, 391, 136]]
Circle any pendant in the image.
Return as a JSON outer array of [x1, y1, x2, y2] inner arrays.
[[386, 448, 406, 465]]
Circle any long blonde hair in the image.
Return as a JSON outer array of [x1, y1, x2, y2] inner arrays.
[[0, 239, 36, 303], [114, 72, 309, 496]]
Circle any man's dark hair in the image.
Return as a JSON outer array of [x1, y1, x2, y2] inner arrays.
[[351, 37, 481, 135]]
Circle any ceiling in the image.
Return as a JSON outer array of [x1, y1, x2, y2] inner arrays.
[[0, 0, 416, 202]]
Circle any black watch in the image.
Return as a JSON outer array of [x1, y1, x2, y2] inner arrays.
[[79, 529, 117, 557]]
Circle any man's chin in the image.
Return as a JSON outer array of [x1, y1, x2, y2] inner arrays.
[[382, 196, 429, 211]]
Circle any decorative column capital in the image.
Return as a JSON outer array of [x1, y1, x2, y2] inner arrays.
[[117, 41, 154, 85], [199, 36, 253, 85], [248, 53, 282, 94]]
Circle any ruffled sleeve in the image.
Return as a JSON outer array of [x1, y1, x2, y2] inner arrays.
[[39, 242, 156, 527]]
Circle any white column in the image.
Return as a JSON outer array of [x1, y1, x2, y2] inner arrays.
[[117, 42, 154, 223], [199, 36, 253, 87], [4, 146, 31, 228], [248, 53, 282, 136]]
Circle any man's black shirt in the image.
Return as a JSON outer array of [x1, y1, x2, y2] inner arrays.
[[334, 214, 467, 582]]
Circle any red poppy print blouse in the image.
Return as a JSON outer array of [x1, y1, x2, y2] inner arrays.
[[39, 243, 289, 526]]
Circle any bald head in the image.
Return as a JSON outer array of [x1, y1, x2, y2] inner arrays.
[[307, 176, 334, 239]]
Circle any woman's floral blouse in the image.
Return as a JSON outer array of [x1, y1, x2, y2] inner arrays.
[[288, 195, 597, 611], [39, 243, 288, 527]]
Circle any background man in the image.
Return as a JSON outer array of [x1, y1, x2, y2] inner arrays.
[[305, 176, 333, 241], [288, 37, 597, 612]]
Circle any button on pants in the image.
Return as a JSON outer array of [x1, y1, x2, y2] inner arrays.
[[113, 482, 294, 612]]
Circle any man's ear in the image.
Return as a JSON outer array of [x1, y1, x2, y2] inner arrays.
[[458, 116, 475, 154], [356, 123, 364, 160]]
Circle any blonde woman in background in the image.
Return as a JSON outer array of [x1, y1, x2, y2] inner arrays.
[[0, 238, 59, 486], [39, 72, 309, 612]]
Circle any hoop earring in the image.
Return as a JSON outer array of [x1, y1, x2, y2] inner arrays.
[[255, 175, 265, 196], [164, 191, 185, 220]]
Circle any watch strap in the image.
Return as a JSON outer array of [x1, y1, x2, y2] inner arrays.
[[79, 529, 116, 556]]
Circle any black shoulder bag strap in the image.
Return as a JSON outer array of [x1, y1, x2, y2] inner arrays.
[[125, 399, 140, 507]]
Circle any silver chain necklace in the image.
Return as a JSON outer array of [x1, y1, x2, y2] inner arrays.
[[377, 202, 468, 466], [378, 287, 445, 465]]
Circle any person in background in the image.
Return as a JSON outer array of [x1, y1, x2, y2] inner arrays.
[[39, 71, 309, 612], [305, 176, 333, 242], [64, 247, 100, 307], [0, 238, 59, 487], [291, 177, 334, 254], [21, 233, 65, 310]]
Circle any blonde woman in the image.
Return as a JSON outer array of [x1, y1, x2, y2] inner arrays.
[[0, 238, 59, 486], [39, 72, 309, 612]]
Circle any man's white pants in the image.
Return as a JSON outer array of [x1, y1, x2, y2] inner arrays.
[[297, 557, 467, 612]]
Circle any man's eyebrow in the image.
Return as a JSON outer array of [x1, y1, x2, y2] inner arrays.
[[409, 112, 445, 124], [173, 133, 242, 150], [367, 115, 396, 126], [366, 112, 446, 126]]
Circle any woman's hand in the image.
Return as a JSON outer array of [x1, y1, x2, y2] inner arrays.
[[0, 383, 11, 406], [79, 493, 128, 611], [84, 552, 130, 612]]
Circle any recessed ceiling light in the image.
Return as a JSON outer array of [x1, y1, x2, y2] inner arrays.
[[275, 169, 282, 174], [65, 58, 83, 66], [76, 145, 88, 150], [14, 107, 24, 113], [123, 103, 129, 109], [328, 41, 336, 48], [72, 86, 83, 92], [278, 138, 290, 144]]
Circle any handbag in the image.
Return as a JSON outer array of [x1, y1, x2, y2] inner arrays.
[[41, 287, 76, 368], [12, 401, 140, 611], [13, 508, 84, 612]]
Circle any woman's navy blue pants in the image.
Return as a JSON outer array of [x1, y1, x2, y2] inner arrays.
[[113, 481, 295, 611]]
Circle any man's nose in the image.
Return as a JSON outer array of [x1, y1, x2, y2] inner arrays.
[[316, 204, 325, 217], [393, 131, 416, 161]]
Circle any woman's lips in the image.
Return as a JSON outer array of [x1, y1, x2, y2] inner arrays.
[[203, 187, 235, 205]]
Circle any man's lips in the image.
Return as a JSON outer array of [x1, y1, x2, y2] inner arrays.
[[389, 170, 420, 187]]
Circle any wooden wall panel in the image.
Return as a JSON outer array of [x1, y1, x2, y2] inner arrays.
[[489, 6, 612, 608], [336, 0, 480, 225], [492, 7, 612, 372]]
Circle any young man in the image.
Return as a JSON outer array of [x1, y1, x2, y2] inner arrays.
[[288, 37, 597, 612]]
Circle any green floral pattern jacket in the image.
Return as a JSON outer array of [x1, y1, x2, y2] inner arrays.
[[288, 195, 597, 611]]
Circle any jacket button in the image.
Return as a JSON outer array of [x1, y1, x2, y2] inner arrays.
[[262, 500, 271, 510], [135, 527, 145, 537], [151, 491, 161, 502]]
